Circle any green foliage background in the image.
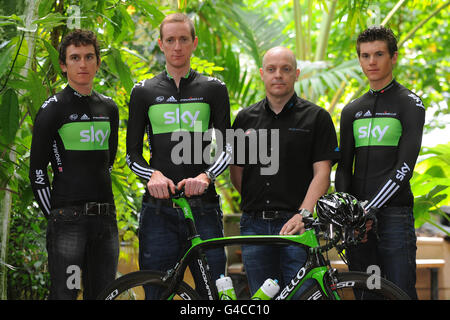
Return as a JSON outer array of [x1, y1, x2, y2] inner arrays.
[[0, 0, 448, 299]]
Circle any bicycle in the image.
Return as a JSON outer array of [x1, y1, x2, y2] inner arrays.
[[97, 190, 410, 300]]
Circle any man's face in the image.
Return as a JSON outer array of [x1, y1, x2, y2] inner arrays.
[[60, 44, 99, 88], [158, 22, 198, 70], [358, 40, 397, 85], [260, 48, 300, 100]]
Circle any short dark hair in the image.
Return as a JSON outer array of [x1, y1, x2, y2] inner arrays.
[[159, 13, 196, 41], [58, 29, 100, 72], [356, 26, 398, 57]]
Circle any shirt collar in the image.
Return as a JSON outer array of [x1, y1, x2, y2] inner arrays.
[[264, 92, 297, 115]]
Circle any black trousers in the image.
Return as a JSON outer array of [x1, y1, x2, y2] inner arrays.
[[46, 208, 119, 299]]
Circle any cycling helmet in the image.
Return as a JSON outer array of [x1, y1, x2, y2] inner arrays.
[[316, 192, 365, 228]]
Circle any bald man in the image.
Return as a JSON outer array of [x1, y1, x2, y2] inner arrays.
[[230, 46, 339, 297]]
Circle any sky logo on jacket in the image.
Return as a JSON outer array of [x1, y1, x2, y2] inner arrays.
[[148, 103, 210, 134], [395, 162, 411, 181], [58, 121, 111, 150], [353, 117, 402, 147]]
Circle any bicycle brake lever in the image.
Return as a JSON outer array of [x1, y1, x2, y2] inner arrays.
[[302, 216, 317, 229], [365, 207, 379, 241]]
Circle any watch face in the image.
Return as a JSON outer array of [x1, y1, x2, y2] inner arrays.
[[299, 209, 311, 217]]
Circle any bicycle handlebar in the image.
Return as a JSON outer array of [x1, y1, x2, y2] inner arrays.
[[302, 206, 376, 253], [169, 186, 207, 200], [170, 187, 186, 199], [170, 188, 373, 254]]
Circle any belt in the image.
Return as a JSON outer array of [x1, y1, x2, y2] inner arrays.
[[78, 202, 115, 216], [147, 197, 214, 209], [244, 210, 296, 220]]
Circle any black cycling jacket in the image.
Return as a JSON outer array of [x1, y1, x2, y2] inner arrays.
[[29, 85, 119, 217], [126, 69, 231, 202], [335, 79, 425, 209]]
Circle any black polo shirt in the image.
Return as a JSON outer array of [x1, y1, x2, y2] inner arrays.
[[232, 93, 339, 212]]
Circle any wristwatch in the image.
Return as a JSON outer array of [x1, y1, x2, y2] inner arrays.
[[298, 208, 312, 217], [204, 170, 216, 183]]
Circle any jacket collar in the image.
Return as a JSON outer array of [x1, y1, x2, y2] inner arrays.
[[369, 79, 397, 95]]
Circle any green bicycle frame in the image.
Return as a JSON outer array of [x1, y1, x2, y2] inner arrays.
[[171, 196, 338, 300]]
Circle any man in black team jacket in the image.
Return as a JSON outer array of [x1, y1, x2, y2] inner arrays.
[[126, 13, 231, 299], [336, 26, 425, 299], [29, 30, 119, 299]]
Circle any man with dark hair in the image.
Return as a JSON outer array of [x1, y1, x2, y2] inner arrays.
[[58, 29, 101, 71], [126, 13, 231, 299], [29, 29, 119, 299], [356, 26, 398, 57], [230, 46, 339, 296], [336, 26, 425, 299]]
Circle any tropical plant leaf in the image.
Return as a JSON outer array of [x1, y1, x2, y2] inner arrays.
[[221, 4, 285, 66], [0, 44, 16, 79], [25, 70, 48, 120], [296, 58, 363, 99], [31, 13, 67, 29], [105, 48, 134, 95], [0, 88, 20, 145], [38, 0, 55, 18], [412, 142, 450, 228], [41, 39, 62, 78], [133, 0, 165, 27]]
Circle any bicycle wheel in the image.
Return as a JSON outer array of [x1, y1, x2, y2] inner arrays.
[[97, 270, 201, 300], [297, 271, 410, 300]]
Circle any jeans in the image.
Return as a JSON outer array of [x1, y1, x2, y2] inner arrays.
[[240, 213, 309, 298], [138, 201, 226, 299], [46, 208, 119, 300], [347, 206, 418, 299]]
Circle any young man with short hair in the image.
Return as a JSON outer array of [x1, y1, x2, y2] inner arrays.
[[126, 13, 231, 299], [336, 26, 425, 299], [29, 29, 119, 299]]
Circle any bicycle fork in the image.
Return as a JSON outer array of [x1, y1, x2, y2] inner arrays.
[[308, 252, 342, 300], [322, 268, 342, 300]]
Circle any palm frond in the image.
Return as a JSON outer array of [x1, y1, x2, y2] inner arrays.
[[296, 58, 364, 100], [221, 4, 285, 66]]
